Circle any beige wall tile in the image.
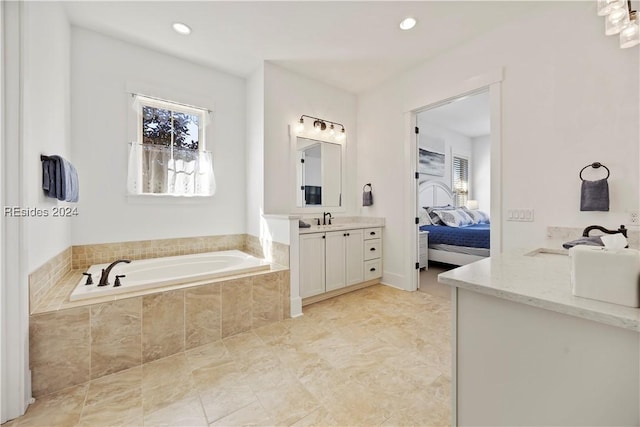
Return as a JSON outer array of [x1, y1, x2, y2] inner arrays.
[[185, 284, 222, 350], [29, 246, 72, 312], [90, 298, 142, 379], [252, 272, 282, 329], [29, 307, 90, 397], [142, 291, 185, 363], [221, 278, 252, 338]]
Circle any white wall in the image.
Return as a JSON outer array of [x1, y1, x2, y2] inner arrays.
[[246, 65, 264, 238], [417, 119, 472, 192], [358, 2, 638, 289], [71, 28, 246, 244], [471, 135, 491, 212], [22, 2, 71, 271], [263, 62, 358, 215]]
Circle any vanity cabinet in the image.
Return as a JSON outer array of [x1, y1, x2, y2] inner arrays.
[[325, 229, 364, 291], [299, 226, 380, 301], [299, 233, 326, 298]]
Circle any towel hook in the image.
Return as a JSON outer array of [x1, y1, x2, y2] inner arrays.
[[579, 162, 610, 181]]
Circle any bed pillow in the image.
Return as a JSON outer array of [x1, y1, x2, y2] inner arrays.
[[423, 205, 454, 225], [418, 209, 432, 226], [462, 206, 490, 224], [433, 208, 474, 227]]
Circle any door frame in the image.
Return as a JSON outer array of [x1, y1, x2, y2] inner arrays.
[[405, 68, 503, 293]]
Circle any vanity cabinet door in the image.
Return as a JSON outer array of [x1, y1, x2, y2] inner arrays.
[[345, 229, 364, 286], [299, 233, 326, 298], [325, 231, 347, 292]]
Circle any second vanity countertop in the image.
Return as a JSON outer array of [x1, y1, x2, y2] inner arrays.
[[438, 246, 640, 332]]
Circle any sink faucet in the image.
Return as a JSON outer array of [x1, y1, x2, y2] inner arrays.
[[98, 259, 131, 286], [323, 212, 332, 225]]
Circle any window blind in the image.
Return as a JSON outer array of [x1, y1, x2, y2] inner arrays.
[[453, 156, 469, 207]]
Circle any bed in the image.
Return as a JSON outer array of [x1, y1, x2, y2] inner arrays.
[[418, 180, 490, 266]]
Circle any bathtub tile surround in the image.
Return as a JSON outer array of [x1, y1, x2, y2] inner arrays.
[[28, 246, 72, 311], [29, 268, 289, 397], [29, 307, 90, 397], [29, 233, 290, 313], [90, 298, 142, 379], [221, 277, 254, 338], [252, 272, 284, 329], [244, 234, 290, 267], [72, 234, 247, 270], [185, 283, 222, 350], [142, 291, 186, 363]]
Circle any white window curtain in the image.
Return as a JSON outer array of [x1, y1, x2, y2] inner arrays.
[[127, 143, 216, 196]]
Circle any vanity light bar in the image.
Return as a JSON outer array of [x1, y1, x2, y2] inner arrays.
[[298, 115, 346, 134]]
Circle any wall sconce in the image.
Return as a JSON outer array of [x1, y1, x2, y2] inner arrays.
[[296, 115, 346, 142], [598, 0, 639, 48]]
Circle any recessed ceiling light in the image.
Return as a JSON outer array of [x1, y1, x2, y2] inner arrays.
[[172, 22, 192, 35], [399, 17, 417, 31]]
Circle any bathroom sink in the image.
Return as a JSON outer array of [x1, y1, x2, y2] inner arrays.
[[524, 248, 568, 258]]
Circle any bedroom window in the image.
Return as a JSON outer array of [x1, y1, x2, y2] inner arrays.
[[127, 95, 215, 197], [453, 155, 469, 207]]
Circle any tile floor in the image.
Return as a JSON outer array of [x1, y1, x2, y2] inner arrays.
[[5, 277, 452, 427]]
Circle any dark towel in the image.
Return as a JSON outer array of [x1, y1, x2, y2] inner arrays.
[[42, 156, 79, 202], [562, 236, 603, 249], [580, 178, 609, 211]]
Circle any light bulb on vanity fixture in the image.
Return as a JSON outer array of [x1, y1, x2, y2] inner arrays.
[[598, 0, 626, 16], [296, 117, 305, 133], [336, 126, 346, 141], [606, 6, 630, 35], [598, 0, 640, 47], [621, 10, 640, 47]]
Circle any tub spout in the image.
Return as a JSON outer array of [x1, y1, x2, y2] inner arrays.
[[98, 259, 131, 286]]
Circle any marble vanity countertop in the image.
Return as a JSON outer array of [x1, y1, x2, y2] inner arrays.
[[438, 246, 640, 332], [299, 219, 384, 235]]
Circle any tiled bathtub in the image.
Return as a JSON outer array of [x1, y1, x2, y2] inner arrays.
[[29, 266, 290, 397]]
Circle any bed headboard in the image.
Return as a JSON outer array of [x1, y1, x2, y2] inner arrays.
[[418, 179, 454, 208]]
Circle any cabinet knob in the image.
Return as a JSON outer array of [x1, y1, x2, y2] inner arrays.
[[370, 267, 376, 272], [322, 235, 325, 239], [370, 231, 376, 235], [370, 247, 376, 251]]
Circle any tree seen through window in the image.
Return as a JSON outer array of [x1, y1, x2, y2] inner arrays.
[[142, 106, 199, 150]]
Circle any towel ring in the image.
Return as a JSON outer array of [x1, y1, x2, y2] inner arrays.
[[363, 183, 372, 192], [579, 162, 610, 181]]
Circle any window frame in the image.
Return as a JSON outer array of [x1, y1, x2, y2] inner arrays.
[[136, 95, 207, 153]]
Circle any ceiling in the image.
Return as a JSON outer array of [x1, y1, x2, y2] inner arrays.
[[63, 1, 543, 94], [417, 90, 490, 138]]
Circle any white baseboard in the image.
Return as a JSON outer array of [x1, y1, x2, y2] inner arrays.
[[290, 296, 302, 318], [381, 271, 408, 290]]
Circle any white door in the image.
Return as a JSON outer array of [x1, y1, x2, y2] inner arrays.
[[325, 231, 346, 291], [299, 233, 325, 298], [345, 229, 364, 286]]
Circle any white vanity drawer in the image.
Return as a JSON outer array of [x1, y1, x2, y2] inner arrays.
[[364, 259, 382, 280], [364, 228, 382, 240], [364, 239, 381, 261]]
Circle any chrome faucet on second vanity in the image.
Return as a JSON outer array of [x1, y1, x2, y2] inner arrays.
[[98, 259, 131, 286]]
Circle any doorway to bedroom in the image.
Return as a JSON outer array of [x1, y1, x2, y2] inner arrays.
[[415, 89, 492, 293]]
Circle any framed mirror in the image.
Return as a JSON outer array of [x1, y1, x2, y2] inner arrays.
[[294, 136, 344, 210]]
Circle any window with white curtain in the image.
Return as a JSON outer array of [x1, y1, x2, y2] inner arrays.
[[453, 155, 469, 207], [127, 95, 216, 197]]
